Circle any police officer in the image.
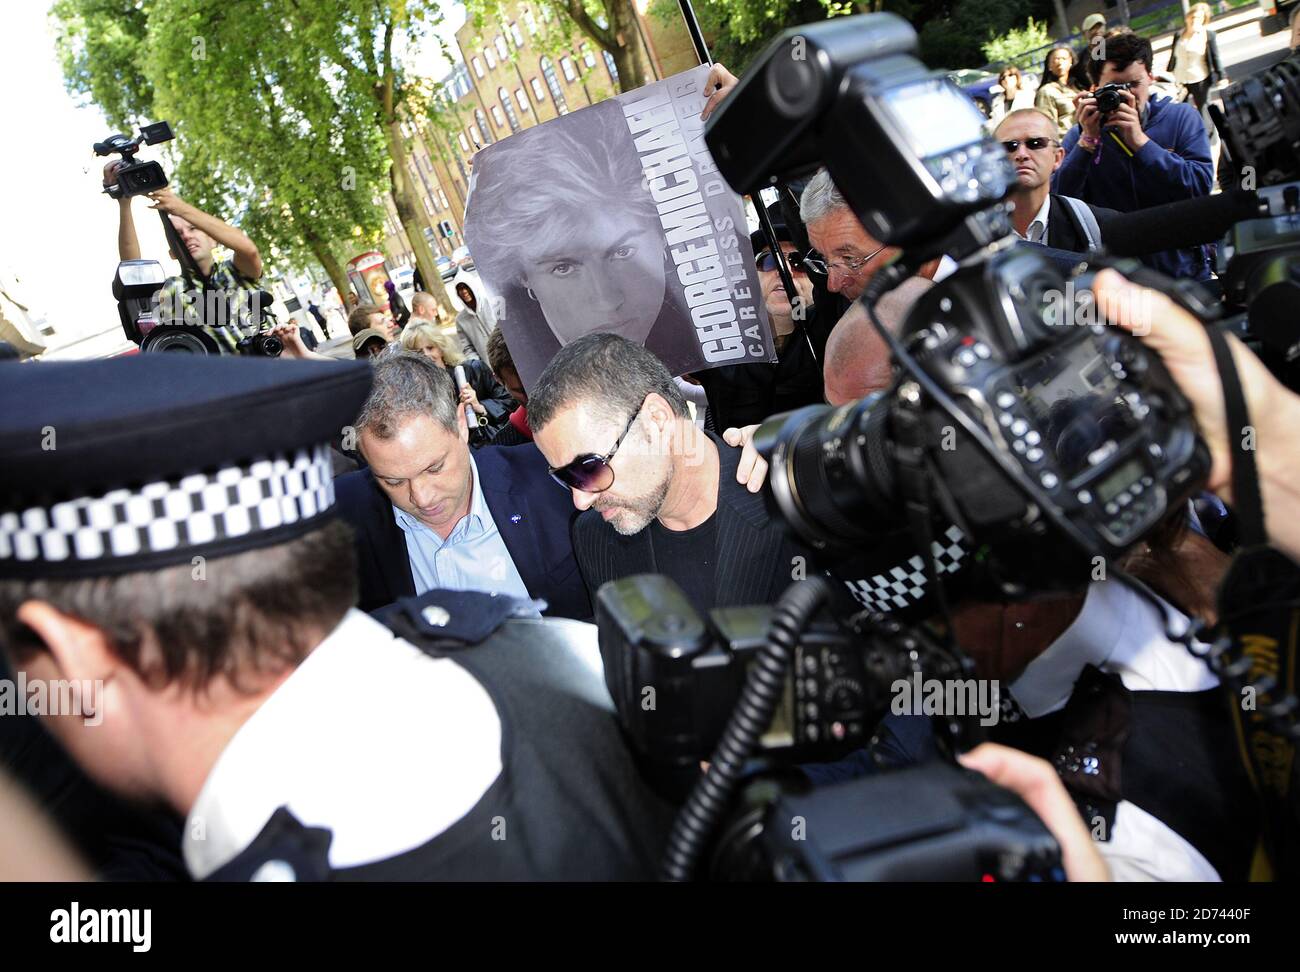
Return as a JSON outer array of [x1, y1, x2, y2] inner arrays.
[[0, 355, 672, 880]]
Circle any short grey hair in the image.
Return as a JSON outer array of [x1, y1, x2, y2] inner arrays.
[[410, 292, 438, 318], [799, 169, 850, 227], [528, 333, 687, 433], [354, 350, 458, 439]]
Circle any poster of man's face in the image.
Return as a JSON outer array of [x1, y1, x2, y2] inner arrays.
[[465, 65, 775, 390]]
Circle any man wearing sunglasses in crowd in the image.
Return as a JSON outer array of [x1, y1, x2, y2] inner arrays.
[[994, 108, 1119, 254], [530, 333, 807, 621], [692, 202, 833, 431]]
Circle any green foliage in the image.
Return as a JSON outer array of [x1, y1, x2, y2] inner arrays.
[[917, 0, 1031, 69], [981, 16, 1051, 67], [50, 0, 156, 129]]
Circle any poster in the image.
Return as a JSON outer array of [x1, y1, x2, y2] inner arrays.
[[464, 64, 775, 390]]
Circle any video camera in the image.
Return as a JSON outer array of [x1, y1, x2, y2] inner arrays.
[[95, 122, 175, 199], [593, 13, 1217, 882], [98, 122, 282, 357]]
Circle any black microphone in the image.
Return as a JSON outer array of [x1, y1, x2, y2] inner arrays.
[[1094, 189, 1262, 256]]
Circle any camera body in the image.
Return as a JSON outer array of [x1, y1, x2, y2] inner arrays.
[[95, 122, 174, 199], [1092, 81, 1131, 117]]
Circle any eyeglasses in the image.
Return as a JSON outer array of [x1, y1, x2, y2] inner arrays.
[[547, 396, 646, 493], [1000, 137, 1060, 153], [755, 250, 814, 273], [801, 243, 888, 277]]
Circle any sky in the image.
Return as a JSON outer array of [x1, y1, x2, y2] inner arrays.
[[0, 1, 467, 358]]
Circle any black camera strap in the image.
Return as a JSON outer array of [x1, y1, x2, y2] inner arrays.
[[1203, 324, 1300, 878]]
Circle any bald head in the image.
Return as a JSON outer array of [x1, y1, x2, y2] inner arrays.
[[410, 292, 438, 320], [823, 277, 934, 406]]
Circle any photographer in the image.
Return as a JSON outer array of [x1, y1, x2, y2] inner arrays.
[[106, 161, 265, 352], [1052, 30, 1214, 280]]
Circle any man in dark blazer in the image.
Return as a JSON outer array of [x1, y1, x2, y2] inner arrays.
[[528, 333, 813, 616], [335, 353, 591, 620], [994, 108, 1119, 254]]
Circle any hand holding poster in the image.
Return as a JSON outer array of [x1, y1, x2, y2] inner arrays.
[[464, 64, 775, 390]]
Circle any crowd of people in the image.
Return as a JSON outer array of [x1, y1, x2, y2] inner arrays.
[[2, 10, 1300, 886]]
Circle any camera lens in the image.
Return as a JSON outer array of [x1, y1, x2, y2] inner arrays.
[[756, 396, 897, 549]]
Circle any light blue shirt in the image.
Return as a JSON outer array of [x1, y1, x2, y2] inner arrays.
[[392, 455, 535, 609]]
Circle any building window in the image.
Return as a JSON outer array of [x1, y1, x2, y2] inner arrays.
[[540, 58, 568, 113], [603, 51, 619, 85], [423, 194, 434, 214], [510, 22, 523, 46], [458, 132, 471, 153], [582, 44, 596, 69], [491, 104, 506, 129], [439, 189, 450, 209], [475, 108, 495, 144], [529, 77, 546, 103], [560, 56, 577, 82], [472, 56, 485, 78], [484, 47, 496, 69], [499, 87, 521, 132], [523, 8, 538, 34], [495, 35, 509, 60], [541, 5, 552, 22], [515, 87, 530, 112]]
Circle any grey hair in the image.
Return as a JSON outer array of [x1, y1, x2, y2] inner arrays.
[[799, 169, 850, 227], [354, 350, 458, 439], [410, 291, 438, 317], [528, 333, 687, 433]]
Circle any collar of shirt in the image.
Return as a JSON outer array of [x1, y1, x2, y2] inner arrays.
[[1008, 577, 1217, 719], [1014, 193, 1052, 243], [392, 452, 487, 547], [183, 608, 502, 879]]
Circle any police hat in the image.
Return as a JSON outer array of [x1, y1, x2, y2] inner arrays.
[[0, 356, 372, 578]]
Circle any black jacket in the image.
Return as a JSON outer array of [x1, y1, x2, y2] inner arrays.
[[1044, 194, 1122, 253], [334, 443, 592, 620], [570, 431, 814, 611], [455, 357, 517, 443]]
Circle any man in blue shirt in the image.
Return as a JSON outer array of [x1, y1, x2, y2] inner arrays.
[[335, 352, 592, 619], [1052, 30, 1214, 280]]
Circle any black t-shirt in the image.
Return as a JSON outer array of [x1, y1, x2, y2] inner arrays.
[[648, 513, 718, 617]]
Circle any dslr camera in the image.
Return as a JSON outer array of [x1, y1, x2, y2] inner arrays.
[[1092, 81, 1133, 117], [593, 13, 1213, 882]]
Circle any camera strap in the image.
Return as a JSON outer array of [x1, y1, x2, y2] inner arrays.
[[1204, 324, 1300, 878]]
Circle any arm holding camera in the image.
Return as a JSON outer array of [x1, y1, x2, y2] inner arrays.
[[147, 188, 263, 281], [104, 161, 141, 261], [1095, 269, 1300, 562]]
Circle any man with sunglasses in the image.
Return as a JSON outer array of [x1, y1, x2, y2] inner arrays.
[[994, 108, 1119, 253], [693, 204, 832, 431], [530, 333, 812, 619]]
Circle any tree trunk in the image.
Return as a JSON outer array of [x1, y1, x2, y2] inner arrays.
[[303, 229, 351, 304], [383, 120, 456, 318], [607, 0, 649, 91]]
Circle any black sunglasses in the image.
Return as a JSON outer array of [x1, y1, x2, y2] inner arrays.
[[755, 249, 814, 273], [548, 396, 647, 493], [1001, 137, 1059, 152]]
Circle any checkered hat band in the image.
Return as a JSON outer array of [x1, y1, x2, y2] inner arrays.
[[842, 524, 968, 613], [0, 444, 335, 568]]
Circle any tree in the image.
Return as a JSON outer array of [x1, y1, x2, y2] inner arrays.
[[51, 0, 155, 130], [286, 0, 458, 316], [143, 1, 391, 301], [465, 0, 653, 93]]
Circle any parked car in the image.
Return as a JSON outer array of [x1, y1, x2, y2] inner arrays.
[[451, 245, 474, 271], [391, 266, 415, 296], [435, 256, 457, 281], [947, 69, 1000, 117]]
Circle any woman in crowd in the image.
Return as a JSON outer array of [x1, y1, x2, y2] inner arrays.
[[1168, 3, 1224, 111], [988, 64, 1037, 125], [400, 322, 517, 441], [1035, 46, 1083, 137]]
